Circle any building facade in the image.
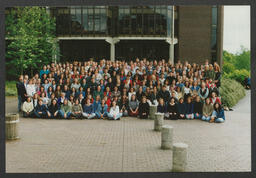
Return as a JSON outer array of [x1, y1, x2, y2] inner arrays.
[[50, 5, 223, 65]]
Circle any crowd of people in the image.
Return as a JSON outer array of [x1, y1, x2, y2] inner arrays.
[[16, 58, 225, 123]]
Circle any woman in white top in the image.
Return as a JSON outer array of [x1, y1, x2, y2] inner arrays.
[[41, 92, 49, 106], [107, 101, 122, 120], [128, 87, 136, 101], [22, 97, 34, 117], [26, 79, 36, 97]]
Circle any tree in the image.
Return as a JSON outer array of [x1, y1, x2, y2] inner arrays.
[[5, 7, 59, 79]]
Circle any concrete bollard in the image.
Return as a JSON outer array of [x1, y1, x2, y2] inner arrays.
[[161, 125, 173, 150], [154, 113, 164, 131], [172, 142, 188, 172], [149, 105, 157, 120], [5, 113, 20, 140]]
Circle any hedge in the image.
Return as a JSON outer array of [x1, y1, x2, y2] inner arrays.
[[219, 77, 246, 108], [5, 81, 17, 96]]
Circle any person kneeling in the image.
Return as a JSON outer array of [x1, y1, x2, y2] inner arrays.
[[47, 99, 59, 118], [34, 99, 48, 118], [108, 101, 122, 120], [71, 99, 83, 119], [185, 97, 194, 119], [138, 96, 150, 119], [209, 103, 225, 123], [59, 99, 72, 119], [96, 99, 109, 119], [193, 96, 203, 119], [202, 98, 213, 121], [22, 97, 34, 117], [166, 97, 178, 120], [82, 98, 96, 119]]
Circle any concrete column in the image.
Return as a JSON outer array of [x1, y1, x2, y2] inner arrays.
[[172, 142, 188, 172], [149, 105, 157, 120], [154, 113, 164, 131], [161, 125, 173, 150], [166, 38, 175, 65], [106, 38, 120, 61]]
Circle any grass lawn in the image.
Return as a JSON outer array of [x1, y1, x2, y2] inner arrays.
[[6, 81, 17, 96]]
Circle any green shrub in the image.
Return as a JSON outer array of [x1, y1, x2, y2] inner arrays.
[[224, 69, 250, 84], [222, 62, 235, 74], [5, 81, 17, 96], [219, 77, 245, 107]]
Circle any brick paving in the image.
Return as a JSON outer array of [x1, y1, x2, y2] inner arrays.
[[5, 91, 251, 172]]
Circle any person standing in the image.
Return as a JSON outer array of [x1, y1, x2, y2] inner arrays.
[[16, 75, 27, 112]]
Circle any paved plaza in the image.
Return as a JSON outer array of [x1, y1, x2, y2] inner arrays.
[[5, 91, 251, 172]]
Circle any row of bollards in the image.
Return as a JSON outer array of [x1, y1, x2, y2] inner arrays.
[[152, 108, 188, 172]]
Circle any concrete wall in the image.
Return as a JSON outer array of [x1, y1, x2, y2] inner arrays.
[[178, 6, 212, 64]]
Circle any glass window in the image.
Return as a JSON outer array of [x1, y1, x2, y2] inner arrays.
[[211, 6, 218, 50], [71, 7, 82, 35]]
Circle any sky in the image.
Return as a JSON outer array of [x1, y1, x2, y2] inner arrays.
[[223, 6, 250, 54]]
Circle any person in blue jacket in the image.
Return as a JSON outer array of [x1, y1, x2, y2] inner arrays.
[[93, 95, 101, 112], [34, 99, 49, 118], [96, 99, 109, 119], [185, 96, 194, 119], [210, 102, 225, 123], [177, 97, 186, 119], [82, 98, 96, 119]]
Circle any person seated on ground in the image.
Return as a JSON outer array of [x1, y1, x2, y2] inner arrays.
[[82, 98, 96, 119], [185, 97, 194, 120], [129, 94, 139, 117], [71, 99, 83, 119], [47, 99, 59, 118], [108, 101, 122, 120], [96, 99, 109, 119], [22, 97, 34, 117], [93, 95, 101, 112], [138, 96, 150, 119], [166, 97, 178, 120], [157, 98, 166, 116], [198, 81, 209, 101], [210, 91, 221, 105], [34, 99, 49, 118], [202, 97, 214, 121], [119, 95, 129, 117], [48, 93, 56, 107], [59, 99, 72, 119], [193, 95, 203, 119], [210, 102, 225, 123], [177, 97, 186, 119]]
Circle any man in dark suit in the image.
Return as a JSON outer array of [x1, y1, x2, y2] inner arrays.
[[16, 75, 27, 112]]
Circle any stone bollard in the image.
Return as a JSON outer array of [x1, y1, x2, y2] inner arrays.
[[161, 125, 173, 150], [5, 113, 20, 140], [154, 113, 164, 131], [172, 142, 188, 172], [149, 105, 157, 120]]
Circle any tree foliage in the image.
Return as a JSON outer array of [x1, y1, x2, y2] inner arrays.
[[222, 46, 250, 84], [5, 7, 59, 79]]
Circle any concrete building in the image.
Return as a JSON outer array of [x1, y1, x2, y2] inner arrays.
[[50, 6, 223, 65]]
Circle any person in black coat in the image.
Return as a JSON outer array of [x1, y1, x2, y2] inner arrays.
[[136, 86, 146, 102], [166, 97, 178, 120], [16, 75, 27, 112], [138, 96, 150, 119], [157, 85, 170, 103], [185, 96, 194, 119], [193, 95, 203, 119], [118, 95, 129, 117], [47, 99, 60, 118], [177, 97, 186, 119], [34, 99, 49, 118], [157, 98, 166, 113]]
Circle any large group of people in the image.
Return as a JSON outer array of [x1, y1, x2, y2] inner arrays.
[[16, 58, 225, 123]]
